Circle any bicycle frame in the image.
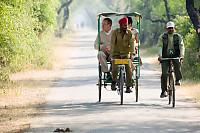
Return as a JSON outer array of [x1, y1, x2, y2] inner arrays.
[[113, 59, 129, 105]]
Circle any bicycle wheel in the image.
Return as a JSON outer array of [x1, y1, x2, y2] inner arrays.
[[171, 74, 175, 107], [119, 68, 124, 105], [135, 66, 139, 102], [168, 73, 175, 107], [168, 74, 172, 105]]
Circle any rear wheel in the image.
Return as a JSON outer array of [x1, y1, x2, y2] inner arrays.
[[119, 69, 124, 105]]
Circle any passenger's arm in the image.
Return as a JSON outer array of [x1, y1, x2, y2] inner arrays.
[[94, 35, 100, 50]]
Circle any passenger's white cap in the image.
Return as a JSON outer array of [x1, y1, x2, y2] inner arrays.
[[166, 21, 175, 28]]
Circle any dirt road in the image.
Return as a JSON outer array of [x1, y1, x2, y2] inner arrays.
[[24, 29, 200, 133]]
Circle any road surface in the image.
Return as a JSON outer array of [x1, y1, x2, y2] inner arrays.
[[24, 29, 200, 133]]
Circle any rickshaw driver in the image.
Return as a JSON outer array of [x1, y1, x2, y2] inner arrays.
[[109, 17, 135, 93], [94, 18, 113, 80]]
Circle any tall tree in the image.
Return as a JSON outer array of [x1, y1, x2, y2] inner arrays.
[[57, 0, 73, 29], [186, 0, 200, 41]]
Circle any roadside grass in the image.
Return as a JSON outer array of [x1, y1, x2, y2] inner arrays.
[[0, 37, 71, 133]]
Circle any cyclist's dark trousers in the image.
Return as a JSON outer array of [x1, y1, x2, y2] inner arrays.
[[112, 55, 132, 87], [161, 60, 182, 91]]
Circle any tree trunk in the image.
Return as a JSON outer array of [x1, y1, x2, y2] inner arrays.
[[57, 0, 73, 29], [62, 7, 69, 29], [186, 0, 200, 41], [163, 0, 170, 21]]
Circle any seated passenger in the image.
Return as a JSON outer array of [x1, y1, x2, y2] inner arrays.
[[94, 18, 113, 80], [127, 16, 142, 66]]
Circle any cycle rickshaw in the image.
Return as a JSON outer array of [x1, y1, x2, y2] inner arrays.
[[97, 12, 142, 105]]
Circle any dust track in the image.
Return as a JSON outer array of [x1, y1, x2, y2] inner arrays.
[[24, 29, 200, 133]]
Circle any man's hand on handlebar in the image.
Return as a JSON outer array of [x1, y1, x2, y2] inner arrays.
[[158, 56, 162, 61], [108, 56, 112, 61], [180, 56, 184, 60], [131, 56, 135, 62]]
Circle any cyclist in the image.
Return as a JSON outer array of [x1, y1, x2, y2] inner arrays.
[[109, 17, 135, 93], [157, 21, 185, 98]]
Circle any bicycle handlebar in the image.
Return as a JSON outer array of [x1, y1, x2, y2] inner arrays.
[[111, 59, 131, 61], [160, 57, 181, 61], [111, 58, 131, 65]]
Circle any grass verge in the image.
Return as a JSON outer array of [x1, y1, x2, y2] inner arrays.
[[0, 38, 71, 133]]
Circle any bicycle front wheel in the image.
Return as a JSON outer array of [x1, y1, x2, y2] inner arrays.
[[171, 74, 175, 107], [168, 73, 175, 107], [119, 68, 124, 105]]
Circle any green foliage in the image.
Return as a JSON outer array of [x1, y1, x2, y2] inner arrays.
[[126, 0, 199, 80], [127, 0, 188, 47], [182, 28, 200, 80], [0, 0, 60, 85], [173, 15, 200, 80], [173, 15, 191, 37], [32, 0, 60, 33]]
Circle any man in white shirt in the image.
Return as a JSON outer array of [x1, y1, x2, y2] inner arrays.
[[127, 16, 142, 69], [94, 18, 113, 79]]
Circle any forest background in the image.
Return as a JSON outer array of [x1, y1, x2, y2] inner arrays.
[[0, 0, 200, 88]]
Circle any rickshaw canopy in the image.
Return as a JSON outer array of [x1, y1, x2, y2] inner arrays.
[[97, 12, 142, 18]]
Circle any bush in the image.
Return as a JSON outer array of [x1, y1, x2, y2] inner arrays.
[[0, 1, 60, 85], [182, 28, 200, 80], [174, 15, 200, 80]]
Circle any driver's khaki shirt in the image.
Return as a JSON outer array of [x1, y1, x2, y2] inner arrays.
[[110, 28, 135, 57]]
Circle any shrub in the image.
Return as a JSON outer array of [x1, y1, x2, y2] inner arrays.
[[182, 28, 200, 80], [0, 0, 60, 85]]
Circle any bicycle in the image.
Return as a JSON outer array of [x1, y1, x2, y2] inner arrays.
[[114, 59, 129, 105], [113, 59, 138, 105], [161, 57, 181, 107]]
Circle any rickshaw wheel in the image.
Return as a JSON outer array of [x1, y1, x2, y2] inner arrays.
[[135, 66, 139, 102], [135, 77, 138, 102], [98, 76, 102, 102]]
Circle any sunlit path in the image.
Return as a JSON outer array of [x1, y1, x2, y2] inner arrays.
[[25, 29, 200, 133]]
